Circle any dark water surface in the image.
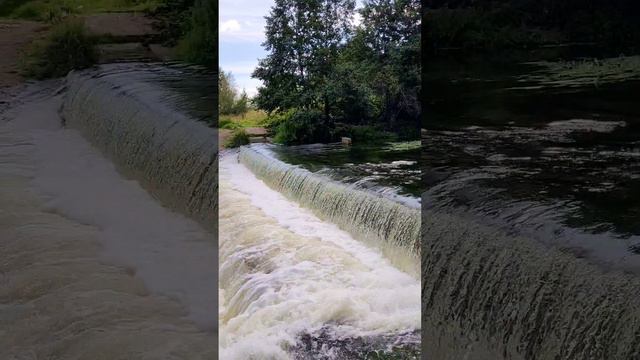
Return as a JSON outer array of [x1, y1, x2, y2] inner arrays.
[[252, 142, 421, 207], [424, 48, 640, 269], [85, 62, 216, 125]]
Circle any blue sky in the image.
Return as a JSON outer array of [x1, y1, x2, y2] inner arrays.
[[219, 0, 363, 97], [219, 0, 274, 97]]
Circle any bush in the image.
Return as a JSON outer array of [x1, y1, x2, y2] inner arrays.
[[176, 0, 216, 68], [21, 19, 97, 79], [225, 129, 250, 148], [333, 123, 398, 144], [219, 118, 241, 130], [271, 109, 333, 145]]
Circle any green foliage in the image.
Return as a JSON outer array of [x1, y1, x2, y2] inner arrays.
[[21, 19, 97, 79], [176, 0, 216, 68], [253, 0, 421, 144], [4, 0, 159, 20], [253, 0, 356, 113], [219, 70, 250, 117], [272, 109, 333, 145], [332, 123, 399, 144], [219, 110, 268, 129], [219, 119, 241, 130], [225, 129, 250, 148]]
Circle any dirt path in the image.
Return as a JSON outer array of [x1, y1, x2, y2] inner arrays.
[[0, 20, 48, 88], [0, 12, 171, 91]]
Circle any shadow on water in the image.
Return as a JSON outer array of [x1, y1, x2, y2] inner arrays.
[[424, 46, 640, 269]]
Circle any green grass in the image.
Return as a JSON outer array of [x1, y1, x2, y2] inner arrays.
[[2, 0, 161, 21], [225, 129, 250, 148], [219, 109, 268, 129], [20, 18, 97, 79]]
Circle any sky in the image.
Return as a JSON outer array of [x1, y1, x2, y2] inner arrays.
[[219, 0, 363, 97], [219, 0, 274, 97]]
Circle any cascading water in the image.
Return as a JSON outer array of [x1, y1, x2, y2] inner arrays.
[[1, 65, 217, 358], [238, 146, 421, 277], [423, 52, 640, 359], [219, 153, 421, 359], [422, 205, 640, 360], [61, 63, 218, 230]]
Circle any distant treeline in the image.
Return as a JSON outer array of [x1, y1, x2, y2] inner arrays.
[[425, 0, 640, 52], [253, 0, 421, 145]]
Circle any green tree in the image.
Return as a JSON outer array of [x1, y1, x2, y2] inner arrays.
[[252, 0, 356, 116], [219, 69, 236, 115], [358, 0, 421, 128]]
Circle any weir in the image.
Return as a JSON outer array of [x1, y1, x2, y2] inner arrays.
[[60, 63, 218, 230], [422, 202, 640, 359], [238, 146, 421, 277], [218, 153, 421, 358]]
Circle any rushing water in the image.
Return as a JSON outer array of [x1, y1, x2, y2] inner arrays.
[[0, 64, 217, 358], [261, 142, 421, 207], [62, 63, 218, 230], [219, 152, 420, 359], [423, 49, 640, 358], [239, 146, 421, 277]]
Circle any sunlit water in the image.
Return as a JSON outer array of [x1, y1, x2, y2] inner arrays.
[[219, 152, 420, 359]]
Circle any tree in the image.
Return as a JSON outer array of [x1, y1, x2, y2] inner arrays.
[[359, 0, 421, 128], [218, 69, 236, 115], [252, 0, 356, 116]]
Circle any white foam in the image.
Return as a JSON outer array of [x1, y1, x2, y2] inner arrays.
[[218, 152, 420, 358]]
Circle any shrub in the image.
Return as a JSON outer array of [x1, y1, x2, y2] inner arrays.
[[219, 118, 241, 130], [271, 109, 333, 145], [333, 124, 397, 144], [21, 19, 97, 79], [225, 129, 250, 148], [175, 0, 216, 68]]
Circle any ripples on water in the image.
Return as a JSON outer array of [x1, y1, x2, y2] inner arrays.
[[0, 76, 217, 358], [255, 142, 421, 208], [425, 49, 640, 269]]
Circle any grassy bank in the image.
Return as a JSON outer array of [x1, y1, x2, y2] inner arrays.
[[1, 0, 160, 21], [20, 18, 97, 79], [219, 109, 267, 130]]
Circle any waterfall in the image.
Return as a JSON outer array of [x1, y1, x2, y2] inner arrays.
[[60, 64, 217, 231], [219, 153, 420, 358], [422, 201, 640, 359], [238, 146, 420, 277]]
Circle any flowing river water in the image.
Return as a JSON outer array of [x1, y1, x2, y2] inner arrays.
[[0, 64, 217, 358], [423, 49, 640, 359], [219, 146, 421, 358]]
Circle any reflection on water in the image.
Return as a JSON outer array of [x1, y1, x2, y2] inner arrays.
[[258, 142, 421, 207], [425, 48, 640, 268], [86, 62, 216, 125]]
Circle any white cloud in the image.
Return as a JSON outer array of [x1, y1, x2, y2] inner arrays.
[[352, 13, 363, 27], [220, 19, 241, 33]]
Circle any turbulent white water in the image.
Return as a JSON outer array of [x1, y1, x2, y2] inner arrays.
[[0, 82, 216, 358], [238, 146, 421, 277], [219, 153, 420, 359]]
